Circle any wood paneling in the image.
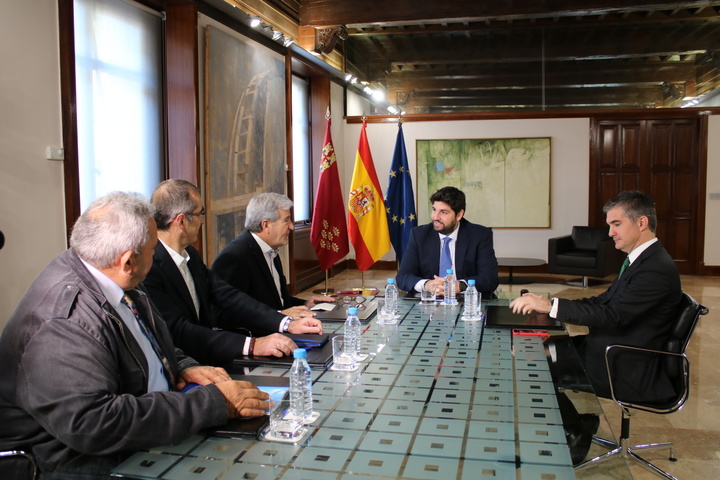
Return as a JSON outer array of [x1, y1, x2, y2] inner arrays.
[[590, 115, 704, 274], [165, 2, 200, 184]]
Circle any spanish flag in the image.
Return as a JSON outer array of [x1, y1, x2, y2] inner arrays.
[[348, 121, 391, 271]]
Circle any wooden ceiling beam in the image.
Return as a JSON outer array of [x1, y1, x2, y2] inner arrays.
[[298, 0, 720, 27]]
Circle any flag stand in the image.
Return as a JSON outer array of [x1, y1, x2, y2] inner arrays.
[[352, 271, 365, 291], [312, 271, 334, 295]]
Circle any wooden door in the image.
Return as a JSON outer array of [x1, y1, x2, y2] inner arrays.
[[590, 116, 705, 275]]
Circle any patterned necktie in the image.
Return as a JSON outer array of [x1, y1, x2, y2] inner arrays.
[[618, 256, 631, 279], [121, 293, 175, 387], [439, 236, 452, 276]]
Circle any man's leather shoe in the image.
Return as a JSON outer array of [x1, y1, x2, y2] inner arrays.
[[566, 413, 600, 466]]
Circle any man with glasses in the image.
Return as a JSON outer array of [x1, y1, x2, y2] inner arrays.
[[143, 180, 322, 366], [0, 192, 269, 479]]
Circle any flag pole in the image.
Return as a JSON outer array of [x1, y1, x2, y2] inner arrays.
[[312, 270, 333, 295]]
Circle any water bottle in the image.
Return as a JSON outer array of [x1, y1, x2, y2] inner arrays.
[[462, 279, 479, 320], [444, 269, 457, 305], [344, 307, 361, 359], [384, 278, 398, 318], [289, 348, 314, 424]]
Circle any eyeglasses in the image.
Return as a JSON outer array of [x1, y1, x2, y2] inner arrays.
[[338, 295, 368, 310], [184, 209, 206, 218]]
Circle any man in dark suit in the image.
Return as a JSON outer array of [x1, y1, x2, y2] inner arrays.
[[510, 190, 682, 465], [510, 190, 682, 401], [396, 186, 499, 298], [143, 180, 322, 366], [212, 193, 333, 312]]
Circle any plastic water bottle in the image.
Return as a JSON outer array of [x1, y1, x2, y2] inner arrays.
[[444, 269, 457, 305], [462, 279, 480, 320], [384, 278, 398, 318], [344, 307, 361, 359], [289, 348, 314, 424]]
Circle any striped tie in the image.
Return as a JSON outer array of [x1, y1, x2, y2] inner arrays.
[[122, 293, 175, 387]]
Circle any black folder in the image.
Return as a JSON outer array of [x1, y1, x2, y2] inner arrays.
[[232, 333, 336, 368], [484, 305, 562, 329]]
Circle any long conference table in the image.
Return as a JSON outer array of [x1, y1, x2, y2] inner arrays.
[[112, 298, 632, 480]]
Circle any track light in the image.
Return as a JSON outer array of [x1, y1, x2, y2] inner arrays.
[[250, 17, 261, 28]]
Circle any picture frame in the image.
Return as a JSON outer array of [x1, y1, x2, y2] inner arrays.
[[416, 138, 551, 228], [203, 25, 287, 261]]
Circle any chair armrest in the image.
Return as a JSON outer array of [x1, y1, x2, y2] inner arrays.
[[548, 234, 573, 254], [604, 344, 689, 414]]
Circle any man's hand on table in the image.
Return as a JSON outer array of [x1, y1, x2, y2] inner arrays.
[[215, 380, 270, 418], [509, 293, 552, 315], [176, 365, 232, 391]]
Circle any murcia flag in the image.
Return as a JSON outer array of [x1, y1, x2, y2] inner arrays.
[[347, 121, 391, 271], [310, 116, 349, 271]]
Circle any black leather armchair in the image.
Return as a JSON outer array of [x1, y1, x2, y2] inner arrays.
[[548, 226, 625, 287]]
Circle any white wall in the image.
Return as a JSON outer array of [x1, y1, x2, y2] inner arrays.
[[705, 116, 720, 266], [0, 0, 67, 331], [341, 117, 591, 262]]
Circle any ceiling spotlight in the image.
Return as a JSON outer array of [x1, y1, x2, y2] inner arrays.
[[388, 105, 399, 114], [272, 30, 282, 41], [345, 73, 353, 82], [250, 17, 261, 28], [283, 37, 294, 47]]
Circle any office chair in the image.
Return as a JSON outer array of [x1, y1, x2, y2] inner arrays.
[[0, 449, 38, 480], [548, 226, 625, 287], [575, 292, 708, 479]]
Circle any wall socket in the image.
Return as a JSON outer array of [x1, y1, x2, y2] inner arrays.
[[46, 146, 65, 161]]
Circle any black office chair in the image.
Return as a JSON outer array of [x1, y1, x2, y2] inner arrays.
[[548, 226, 625, 287], [0, 449, 38, 480], [575, 292, 709, 479]]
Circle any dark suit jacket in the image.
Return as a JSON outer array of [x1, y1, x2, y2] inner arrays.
[[212, 230, 304, 311], [557, 240, 682, 402], [396, 218, 499, 298], [142, 243, 286, 365]]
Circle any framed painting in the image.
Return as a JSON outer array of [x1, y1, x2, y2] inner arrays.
[[204, 25, 286, 261], [416, 138, 551, 228]]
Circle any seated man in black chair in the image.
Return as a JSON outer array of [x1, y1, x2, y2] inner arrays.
[[510, 190, 682, 464]]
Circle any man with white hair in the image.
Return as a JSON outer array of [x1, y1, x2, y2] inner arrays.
[[212, 192, 333, 311], [0, 192, 269, 479]]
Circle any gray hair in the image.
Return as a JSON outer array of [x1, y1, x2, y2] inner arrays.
[[245, 193, 294, 232], [70, 192, 156, 269], [151, 179, 201, 230], [603, 190, 658, 233]]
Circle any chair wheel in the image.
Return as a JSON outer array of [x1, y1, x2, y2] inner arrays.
[[669, 457, 678, 462]]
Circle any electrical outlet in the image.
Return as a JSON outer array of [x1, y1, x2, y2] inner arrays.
[[46, 146, 65, 161]]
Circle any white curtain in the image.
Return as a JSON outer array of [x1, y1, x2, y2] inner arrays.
[[74, 0, 163, 210]]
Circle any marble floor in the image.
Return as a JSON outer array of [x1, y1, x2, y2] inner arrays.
[[299, 269, 720, 479]]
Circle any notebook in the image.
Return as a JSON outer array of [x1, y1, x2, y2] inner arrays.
[[484, 304, 562, 329], [312, 298, 377, 322]]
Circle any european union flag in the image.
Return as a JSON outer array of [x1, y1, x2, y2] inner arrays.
[[385, 122, 417, 262]]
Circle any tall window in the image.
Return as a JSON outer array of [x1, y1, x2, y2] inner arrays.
[[74, 0, 163, 210], [291, 75, 311, 222]]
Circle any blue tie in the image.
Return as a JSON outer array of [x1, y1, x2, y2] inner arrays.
[[439, 236, 452, 276]]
